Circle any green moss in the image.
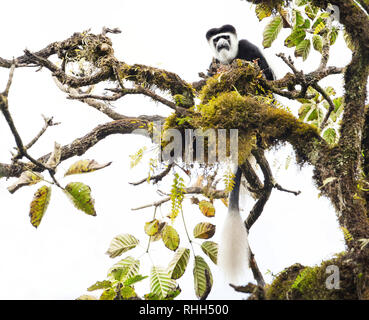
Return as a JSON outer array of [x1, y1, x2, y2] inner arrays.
[[199, 60, 262, 104], [266, 253, 359, 300]]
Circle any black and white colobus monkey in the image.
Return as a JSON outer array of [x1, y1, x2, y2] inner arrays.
[[206, 24, 275, 80], [206, 25, 275, 283]]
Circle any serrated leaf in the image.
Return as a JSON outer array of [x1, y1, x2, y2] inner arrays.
[[323, 128, 337, 145], [167, 247, 190, 279], [106, 234, 140, 258], [295, 39, 311, 61], [201, 241, 218, 265], [150, 266, 176, 299], [29, 185, 51, 228], [7, 170, 43, 194], [87, 280, 112, 291], [108, 256, 140, 280], [198, 200, 215, 217], [64, 159, 112, 177], [145, 219, 159, 236], [312, 35, 323, 53], [46, 142, 61, 169], [193, 222, 216, 239], [263, 16, 283, 48], [161, 225, 180, 251], [193, 256, 213, 299], [64, 182, 96, 216]]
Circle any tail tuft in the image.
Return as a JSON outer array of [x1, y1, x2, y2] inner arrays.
[[217, 208, 250, 284]]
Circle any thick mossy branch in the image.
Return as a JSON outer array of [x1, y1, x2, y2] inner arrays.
[[118, 63, 195, 107], [266, 251, 367, 299], [163, 91, 324, 166], [199, 60, 262, 104]]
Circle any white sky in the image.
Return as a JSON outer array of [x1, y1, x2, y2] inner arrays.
[[0, 0, 351, 300]]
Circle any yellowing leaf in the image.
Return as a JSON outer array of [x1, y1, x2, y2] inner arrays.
[[106, 234, 140, 258], [198, 200, 215, 217], [193, 256, 213, 299], [46, 142, 62, 169], [193, 222, 216, 239], [7, 170, 43, 194], [150, 266, 176, 299], [29, 185, 51, 228], [64, 182, 96, 216], [145, 219, 159, 236], [161, 225, 180, 251], [167, 247, 190, 280], [64, 159, 112, 176], [201, 241, 218, 265]]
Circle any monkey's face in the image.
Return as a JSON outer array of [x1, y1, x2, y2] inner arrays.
[[208, 32, 238, 65], [213, 35, 231, 52]]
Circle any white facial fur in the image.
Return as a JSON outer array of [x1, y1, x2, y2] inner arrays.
[[208, 32, 238, 64]]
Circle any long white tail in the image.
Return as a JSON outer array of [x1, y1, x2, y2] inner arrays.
[[217, 166, 250, 284]]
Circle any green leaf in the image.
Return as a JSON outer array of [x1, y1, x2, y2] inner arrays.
[[298, 103, 313, 121], [193, 222, 216, 239], [323, 128, 337, 145], [161, 225, 180, 251], [150, 266, 176, 299], [145, 219, 159, 236], [167, 247, 190, 279], [29, 185, 51, 228], [64, 182, 96, 216], [106, 234, 140, 258], [312, 35, 323, 53], [293, 10, 304, 28], [64, 159, 112, 176], [193, 256, 213, 299], [198, 200, 215, 217], [87, 280, 112, 291], [120, 286, 136, 299], [201, 241, 218, 265], [124, 275, 148, 286], [285, 29, 306, 48], [330, 27, 339, 45], [294, 39, 311, 61], [109, 256, 140, 279], [305, 4, 319, 20], [100, 288, 116, 300], [263, 16, 283, 48]]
